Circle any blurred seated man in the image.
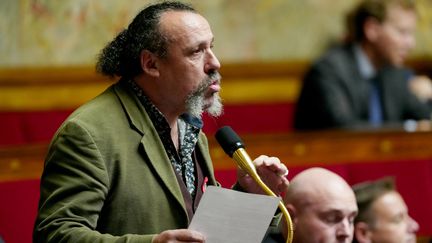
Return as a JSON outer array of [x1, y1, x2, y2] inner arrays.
[[294, 0, 432, 130], [352, 177, 419, 243], [279, 167, 358, 243]]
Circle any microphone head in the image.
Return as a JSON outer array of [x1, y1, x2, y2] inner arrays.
[[215, 126, 245, 157]]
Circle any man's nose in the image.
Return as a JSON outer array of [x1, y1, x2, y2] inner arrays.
[[204, 49, 221, 74], [404, 33, 416, 51], [407, 215, 419, 233], [336, 219, 352, 241]]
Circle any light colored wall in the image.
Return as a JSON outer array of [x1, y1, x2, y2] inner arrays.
[[1, 0, 431, 67]]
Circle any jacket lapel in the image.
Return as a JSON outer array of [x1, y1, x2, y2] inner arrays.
[[113, 81, 187, 215], [197, 133, 217, 185], [140, 133, 187, 211], [345, 45, 370, 117]]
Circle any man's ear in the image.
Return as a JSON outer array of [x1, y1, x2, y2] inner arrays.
[[363, 17, 381, 42], [140, 50, 159, 78], [281, 204, 297, 240], [285, 204, 297, 228], [354, 221, 372, 243]]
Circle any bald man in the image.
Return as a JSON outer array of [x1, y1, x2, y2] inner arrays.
[[282, 168, 358, 243]]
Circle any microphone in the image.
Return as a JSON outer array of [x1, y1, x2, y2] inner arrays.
[[215, 126, 293, 243], [215, 126, 257, 177]]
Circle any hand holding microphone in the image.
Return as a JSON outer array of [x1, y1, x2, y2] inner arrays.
[[239, 155, 289, 196], [215, 126, 289, 195], [215, 126, 293, 243]]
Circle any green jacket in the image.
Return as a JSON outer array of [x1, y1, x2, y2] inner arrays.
[[34, 81, 217, 243]]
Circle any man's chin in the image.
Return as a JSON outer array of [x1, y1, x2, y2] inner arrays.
[[393, 56, 407, 67], [406, 235, 417, 243], [185, 92, 223, 118], [205, 97, 223, 117]]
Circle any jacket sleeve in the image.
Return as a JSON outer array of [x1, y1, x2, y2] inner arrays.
[[33, 120, 154, 243]]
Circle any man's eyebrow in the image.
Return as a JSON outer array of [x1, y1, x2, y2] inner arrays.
[[186, 38, 215, 50], [320, 208, 356, 216]]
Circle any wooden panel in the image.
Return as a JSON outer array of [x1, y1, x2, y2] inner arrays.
[[2, 129, 432, 181], [209, 128, 432, 169], [0, 64, 302, 111], [1, 59, 430, 110], [0, 143, 47, 182]]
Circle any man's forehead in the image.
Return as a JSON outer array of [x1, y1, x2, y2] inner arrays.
[[160, 11, 208, 32], [304, 193, 358, 213], [373, 191, 407, 213], [385, 4, 417, 22], [160, 11, 212, 43]]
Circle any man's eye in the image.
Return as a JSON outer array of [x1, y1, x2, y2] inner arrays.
[[348, 216, 355, 225], [325, 216, 337, 223], [323, 214, 342, 224], [391, 213, 405, 224]]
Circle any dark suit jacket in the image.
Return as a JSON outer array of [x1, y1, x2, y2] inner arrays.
[[34, 81, 218, 243], [294, 44, 431, 130]]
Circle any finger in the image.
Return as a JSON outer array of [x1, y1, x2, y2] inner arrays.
[[175, 229, 206, 242], [252, 155, 269, 166], [278, 177, 290, 193], [258, 157, 287, 176], [277, 163, 289, 176]]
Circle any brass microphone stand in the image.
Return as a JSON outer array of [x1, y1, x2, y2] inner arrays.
[[233, 148, 293, 243]]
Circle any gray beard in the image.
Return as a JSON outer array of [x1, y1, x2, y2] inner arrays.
[[185, 90, 223, 118], [185, 72, 223, 118]]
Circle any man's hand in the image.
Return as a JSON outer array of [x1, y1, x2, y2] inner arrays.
[[236, 155, 289, 196], [152, 229, 205, 243], [409, 75, 432, 102]]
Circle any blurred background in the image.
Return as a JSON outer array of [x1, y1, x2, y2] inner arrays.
[[1, 0, 432, 242], [1, 0, 431, 66]]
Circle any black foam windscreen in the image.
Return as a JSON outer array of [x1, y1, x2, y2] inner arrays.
[[215, 126, 245, 157]]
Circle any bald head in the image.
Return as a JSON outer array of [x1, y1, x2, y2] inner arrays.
[[285, 168, 355, 208], [284, 168, 358, 243]]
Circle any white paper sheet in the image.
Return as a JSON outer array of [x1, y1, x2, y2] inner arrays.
[[188, 186, 280, 243]]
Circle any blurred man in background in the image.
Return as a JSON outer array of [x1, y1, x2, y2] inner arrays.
[[352, 177, 419, 243], [294, 0, 432, 130]]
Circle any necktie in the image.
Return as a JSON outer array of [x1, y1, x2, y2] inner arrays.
[[369, 78, 383, 126]]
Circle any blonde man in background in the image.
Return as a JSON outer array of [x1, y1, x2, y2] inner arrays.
[[353, 177, 419, 243]]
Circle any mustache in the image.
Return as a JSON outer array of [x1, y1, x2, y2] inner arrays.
[[195, 71, 222, 94], [205, 71, 221, 86], [208, 71, 221, 83]]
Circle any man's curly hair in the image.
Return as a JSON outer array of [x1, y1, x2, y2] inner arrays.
[[96, 1, 196, 79]]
